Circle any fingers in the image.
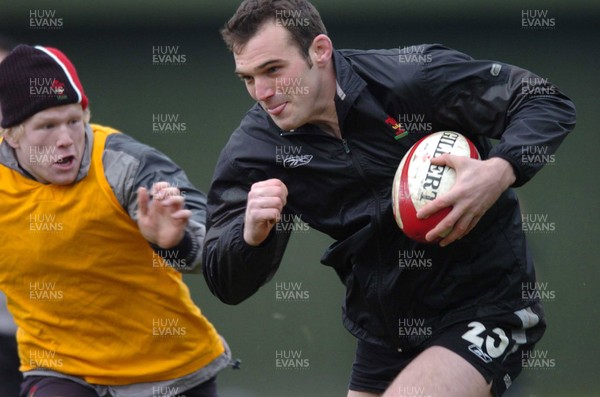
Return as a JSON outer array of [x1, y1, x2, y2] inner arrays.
[[138, 183, 188, 219], [428, 153, 451, 166], [416, 155, 490, 246], [152, 184, 184, 202], [149, 183, 186, 208], [137, 187, 150, 217], [151, 181, 171, 197], [170, 209, 192, 222], [416, 195, 452, 222], [136, 182, 190, 248], [425, 204, 477, 247], [244, 179, 288, 246], [247, 179, 288, 216], [416, 154, 459, 220]]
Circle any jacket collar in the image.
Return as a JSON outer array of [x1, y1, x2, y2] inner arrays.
[[332, 49, 367, 123]]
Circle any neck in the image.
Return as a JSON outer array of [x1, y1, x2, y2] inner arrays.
[[312, 65, 341, 138], [315, 109, 341, 139]]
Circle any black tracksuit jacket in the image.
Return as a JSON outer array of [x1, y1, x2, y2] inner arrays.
[[202, 44, 576, 352]]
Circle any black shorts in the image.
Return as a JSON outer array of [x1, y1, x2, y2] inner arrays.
[[0, 333, 22, 397], [349, 304, 546, 397]]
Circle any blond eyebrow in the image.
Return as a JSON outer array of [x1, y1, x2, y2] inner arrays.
[[30, 114, 61, 124], [30, 110, 82, 124]]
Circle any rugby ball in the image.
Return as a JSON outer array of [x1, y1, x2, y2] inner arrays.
[[392, 131, 480, 243]]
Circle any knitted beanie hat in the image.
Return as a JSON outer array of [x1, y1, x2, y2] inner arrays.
[[0, 44, 88, 128]]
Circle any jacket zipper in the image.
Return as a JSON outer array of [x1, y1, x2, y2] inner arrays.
[[340, 138, 400, 351], [283, 131, 401, 350], [342, 139, 351, 155]]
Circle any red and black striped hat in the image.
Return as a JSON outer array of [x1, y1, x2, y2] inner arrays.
[[0, 44, 88, 128]]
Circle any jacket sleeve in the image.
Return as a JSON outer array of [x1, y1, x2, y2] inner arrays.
[[421, 45, 576, 187], [202, 136, 291, 305], [102, 132, 206, 273]]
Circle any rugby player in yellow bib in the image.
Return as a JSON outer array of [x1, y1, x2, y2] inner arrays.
[[0, 45, 229, 397]]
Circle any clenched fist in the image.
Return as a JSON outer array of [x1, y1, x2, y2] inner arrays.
[[244, 178, 288, 246]]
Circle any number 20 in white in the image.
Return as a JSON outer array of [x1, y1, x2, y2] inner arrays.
[[461, 321, 509, 358]]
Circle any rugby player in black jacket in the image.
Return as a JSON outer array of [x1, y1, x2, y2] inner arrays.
[[202, 1, 576, 396]]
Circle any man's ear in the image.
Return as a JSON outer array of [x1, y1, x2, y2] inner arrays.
[[3, 130, 20, 149], [310, 34, 333, 67]]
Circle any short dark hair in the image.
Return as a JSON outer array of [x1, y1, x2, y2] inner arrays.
[[221, 0, 327, 62]]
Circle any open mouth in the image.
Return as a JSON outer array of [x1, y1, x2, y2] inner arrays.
[[55, 155, 75, 167]]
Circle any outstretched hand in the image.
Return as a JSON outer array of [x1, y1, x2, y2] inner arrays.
[[416, 155, 516, 247], [137, 182, 191, 249]]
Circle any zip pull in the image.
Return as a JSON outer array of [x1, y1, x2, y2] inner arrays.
[[229, 358, 242, 370], [342, 139, 351, 154]]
